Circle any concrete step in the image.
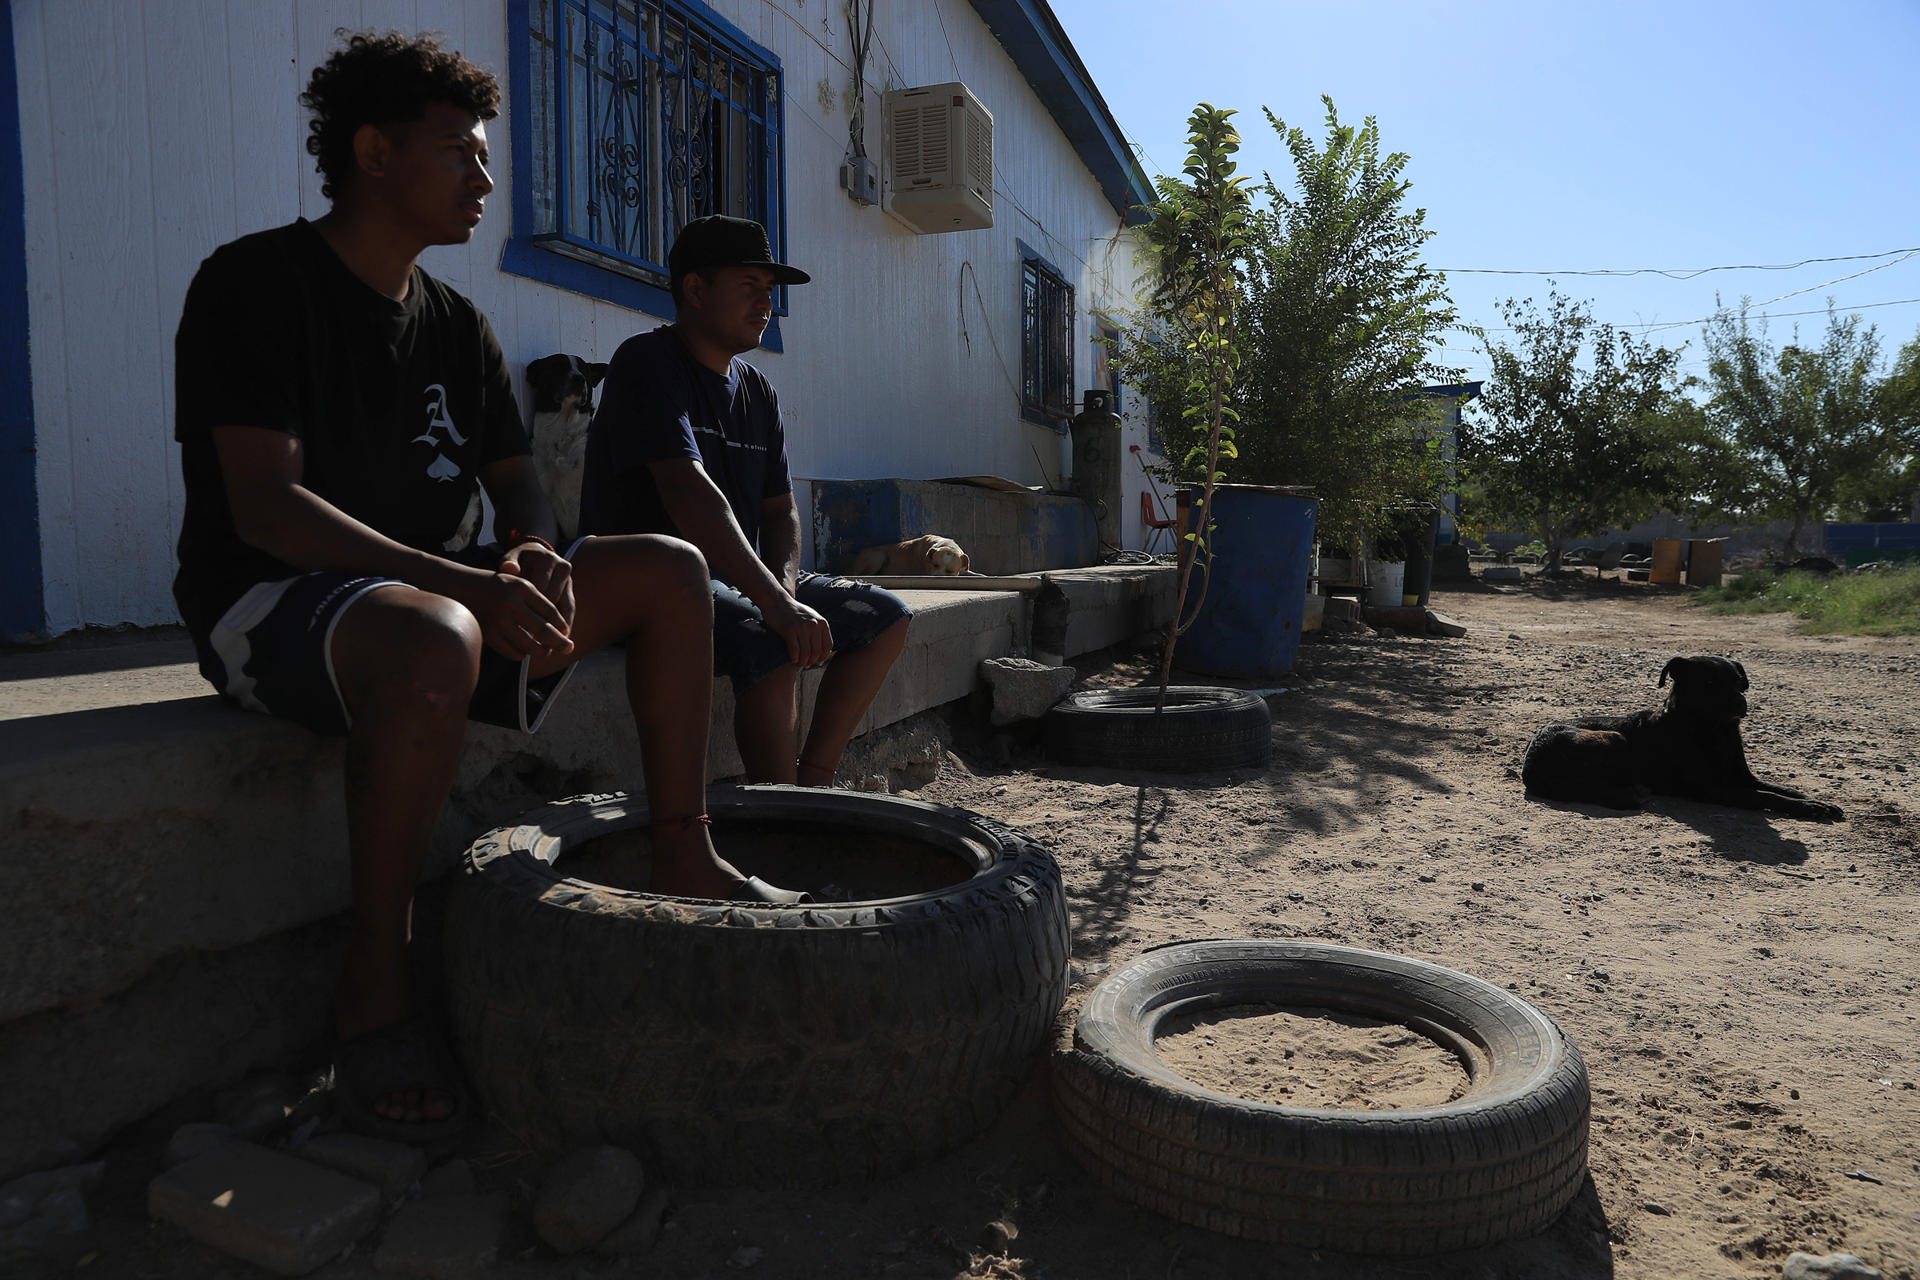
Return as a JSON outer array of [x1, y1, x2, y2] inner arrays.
[[0, 565, 1173, 1180]]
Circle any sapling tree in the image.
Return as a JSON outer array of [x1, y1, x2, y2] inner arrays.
[[1138, 104, 1252, 707]]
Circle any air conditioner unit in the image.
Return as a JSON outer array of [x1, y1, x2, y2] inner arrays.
[[882, 82, 993, 234]]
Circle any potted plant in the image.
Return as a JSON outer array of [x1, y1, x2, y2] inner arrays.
[[1315, 541, 1356, 588], [1366, 525, 1408, 608]]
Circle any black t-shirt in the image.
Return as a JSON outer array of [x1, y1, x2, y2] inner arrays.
[[172, 218, 528, 635], [578, 325, 791, 558]]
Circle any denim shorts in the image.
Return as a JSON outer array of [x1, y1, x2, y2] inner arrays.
[[712, 571, 911, 690]]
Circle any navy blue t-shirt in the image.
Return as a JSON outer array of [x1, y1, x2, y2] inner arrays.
[[579, 325, 791, 557]]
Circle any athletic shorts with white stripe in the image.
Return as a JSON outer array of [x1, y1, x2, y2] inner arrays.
[[192, 539, 586, 737]]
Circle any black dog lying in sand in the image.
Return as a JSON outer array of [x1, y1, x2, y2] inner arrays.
[[1521, 655, 1844, 822]]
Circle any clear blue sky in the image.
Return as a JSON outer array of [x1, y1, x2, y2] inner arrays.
[[1050, 0, 1920, 385]]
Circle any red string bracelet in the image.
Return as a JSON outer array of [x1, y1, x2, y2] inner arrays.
[[505, 529, 558, 556]]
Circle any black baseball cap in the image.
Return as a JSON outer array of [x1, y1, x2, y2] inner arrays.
[[667, 215, 810, 286]]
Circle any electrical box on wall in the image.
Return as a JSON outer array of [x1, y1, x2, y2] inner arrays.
[[882, 82, 993, 234], [840, 155, 879, 205]]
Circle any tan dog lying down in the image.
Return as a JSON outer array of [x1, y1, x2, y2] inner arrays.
[[848, 535, 970, 576]]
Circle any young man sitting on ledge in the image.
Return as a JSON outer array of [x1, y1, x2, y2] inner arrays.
[[579, 216, 911, 785], [172, 34, 803, 1145]]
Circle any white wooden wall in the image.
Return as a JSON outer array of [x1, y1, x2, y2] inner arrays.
[[15, 0, 1153, 631]]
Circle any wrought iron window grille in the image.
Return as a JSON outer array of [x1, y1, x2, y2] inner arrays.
[[1021, 251, 1075, 430], [523, 0, 787, 309]]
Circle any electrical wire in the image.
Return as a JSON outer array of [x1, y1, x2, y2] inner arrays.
[[1030, 442, 1056, 490], [1459, 288, 1920, 338], [865, 12, 906, 88], [761, 0, 856, 77], [930, 0, 964, 80], [1737, 249, 1919, 311], [991, 180, 1082, 270], [958, 259, 1025, 406], [845, 0, 875, 161], [1629, 289, 1920, 336], [1436, 247, 1920, 280]]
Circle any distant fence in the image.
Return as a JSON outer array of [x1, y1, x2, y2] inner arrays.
[[1474, 517, 1802, 559], [1824, 522, 1920, 567]]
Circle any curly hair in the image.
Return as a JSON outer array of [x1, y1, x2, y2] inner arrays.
[[301, 30, 500, 201]]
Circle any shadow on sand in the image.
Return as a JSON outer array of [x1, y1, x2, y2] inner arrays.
[[1520, 794, 1812, 866]]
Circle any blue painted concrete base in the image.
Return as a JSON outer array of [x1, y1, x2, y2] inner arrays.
[[809, 478, 1098, 576]]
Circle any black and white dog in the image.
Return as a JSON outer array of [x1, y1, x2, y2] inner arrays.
[[1521, 655, 1844, 822], [524, 352, 608, 541]]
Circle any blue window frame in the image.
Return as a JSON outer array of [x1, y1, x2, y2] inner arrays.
[[0, 0, 44, 640], [504, 0, 789, 345], [1019, 242, 1074, 430]]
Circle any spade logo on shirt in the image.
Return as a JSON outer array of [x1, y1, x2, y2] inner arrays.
[[412, 383, 470, 481]]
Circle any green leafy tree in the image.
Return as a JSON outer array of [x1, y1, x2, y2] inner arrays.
[[1133, 103, 1252, 705], [1234, 97, 1462, 546], [1643, 380, 1742, 526], [1110, 97, 1461, 549], [1838, 328, 1920, 521], [1701, 304, 1890, 555], [1461, 290, 1690, 568]]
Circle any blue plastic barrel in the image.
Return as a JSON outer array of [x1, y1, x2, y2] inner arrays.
[[1173, 485, 1318, 678]]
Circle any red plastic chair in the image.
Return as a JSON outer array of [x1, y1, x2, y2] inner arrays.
[[1141, 490, 1176, 554]]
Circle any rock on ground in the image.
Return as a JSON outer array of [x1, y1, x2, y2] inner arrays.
[[833, 711, 950, 791], [373, 1192, 511, 1277], [1783, 1254, 1885, 1280], [0, 1160, 104, 1257], [214, 1073, 308, 1141], [148, 1142, 379, 1276], [163, 1123, 240, 1169], [594, 1185, 672, 1258], [980, 657, 1077, 725], [532, 1145, 644, 1255], [417, 1158, 476, 1199], [296, 1132, 426, 1203]]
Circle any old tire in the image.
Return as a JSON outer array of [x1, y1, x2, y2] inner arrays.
[[1043, 687, 1273, 772], [1053, 940, 1589, 1255], [444, 786, 1069, 1187]]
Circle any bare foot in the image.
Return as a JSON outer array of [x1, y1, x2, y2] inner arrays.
[[649, 822, 748, 899], [369, 1085, 456, 1125], [333, 952, 459, 1126]]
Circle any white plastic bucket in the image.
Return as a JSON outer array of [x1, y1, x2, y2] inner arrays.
[[1365, 560, 1405, 607]]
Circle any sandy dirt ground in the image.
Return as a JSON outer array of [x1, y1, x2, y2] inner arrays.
[[45, 573, 1920, 1279]]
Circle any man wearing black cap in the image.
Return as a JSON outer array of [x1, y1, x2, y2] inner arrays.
[[581, 216, 910, 786]]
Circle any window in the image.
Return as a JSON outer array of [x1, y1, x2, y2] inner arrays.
[[1020, 245, 1074, 428], [505, 0, 788, 336]]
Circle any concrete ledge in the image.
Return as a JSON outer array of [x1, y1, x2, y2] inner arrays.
[[1045, 565, 1176, 657], [0, 586, 1037, 1026], [0, 564, 1170, 1179]]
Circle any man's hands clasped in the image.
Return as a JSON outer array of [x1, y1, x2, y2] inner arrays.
[[454, 541, 576, 663]]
